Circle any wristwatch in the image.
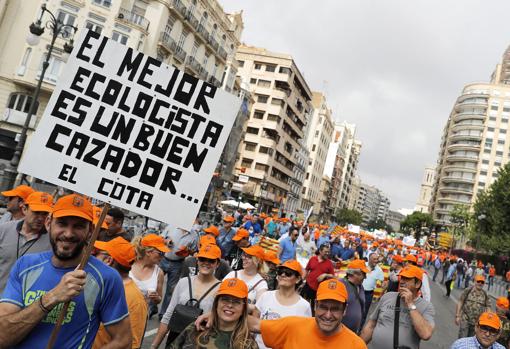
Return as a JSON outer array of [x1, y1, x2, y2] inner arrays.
[[409, 304, 417, 311]]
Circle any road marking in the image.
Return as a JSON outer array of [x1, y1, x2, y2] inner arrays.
[[144, 328, 158, 338]]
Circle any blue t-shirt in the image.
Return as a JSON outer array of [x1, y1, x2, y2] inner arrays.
[[0, 251, 128, 349], [217, 227, 237, 258], [279, 237, 297, 263], [243, 221, 262, 236], [317, 235, 330, 248], [340, 248, 355, 261], [330, 243, 343, 259]]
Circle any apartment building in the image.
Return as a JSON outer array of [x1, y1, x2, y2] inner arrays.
[[386, 209, 405, 232], [431, 46, 510, 224], [233, 45, 313, 212], [301, 92, 334, 215], [415, 165, 435, 213], [0, 0, 242, 189], [353, 182, 391, 225]]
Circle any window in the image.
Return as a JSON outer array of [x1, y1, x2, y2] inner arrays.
[[112, 31, 129, 45], [244, 142, 256, 151], [312, 144, 316, 151], [246, 127, 259, 135], [279, 67, 291, 75], [253, 110, 264, 119], [498, 140, 505, 144], [178, 29, 189, 48], [257, 95, 269, 103], [489, 116, 497, 121], [491, 105, 498, 111], [265, 64, 276, 72], [240, 158, 253, 168], [166, 16, 175, 34], [504, 107, 510, 112], [38, 55, 64, 84], [238, 60, 244, 67], [93, 0, 112, 7], [488, 127, 495, 131], [250, 78, 257, 84], [484, 149, 491, 154], [267, 114, 280, 122], [482, 159, 489, 164], [191, 40, 199, 57], [255, 163, 268, 172], [480, 170, 487, 175], [7, 93, 37, 114], [496, 150, 504, 156], [85, 21, 103, 34], [257, 79, 271, 88], [502, 118, 509, 123], [203, 53, 209, 67], [271, 98, 284, 106], [57, 11, 76, 36], [259, 146, 273, 155], [254, 63, 262, 70], [17, 48, 32, 76], [500, 129, 507, 134]]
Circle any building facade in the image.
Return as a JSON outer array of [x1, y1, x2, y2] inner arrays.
[[431, 46, 510, 224], [301, 91, 334, 216], [233, 45, 313, 213], [0, 0, 242, 189], [353, 182, 391, 225], [415, 165, 435, 213], [386, 209, 405, 232]]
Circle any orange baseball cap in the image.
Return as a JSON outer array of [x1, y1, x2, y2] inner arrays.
[[196, 244, 221, 259], [217, 278, 248, 299], [223, 216, 235, 223], [478, 311, 501, 330], [372, 242, 379, 247], [25, 192, 53, 212], [94, 237, 136, 267], [264, 251, 281, 265], [92, 206, 108, 229], [405, 254, 417, 263], [141, 234, 171, 253], [316, 279, 348, 303], [52, 194, 93, 222], [392, 255, 404, 264], [199, 234, 217, 247], [474, 275, 486, 282], [347, 259, 369, 274], [496, 297, 509, 310], [241, 245, 265, 260], [232, 228, 249, 241], [203, 225, 220, 237], [1, 184, 34, 200], [279, 259, 303, 277], [399, 265, 424, 281]]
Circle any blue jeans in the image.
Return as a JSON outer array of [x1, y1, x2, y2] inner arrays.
[[361, 290, 374, 327], [159, 258, 184, 317], [456, 274, 464, 289], [433, 268, 440, 282]]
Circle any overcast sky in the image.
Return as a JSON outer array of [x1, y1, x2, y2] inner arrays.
[[220, 0, 510, 210]]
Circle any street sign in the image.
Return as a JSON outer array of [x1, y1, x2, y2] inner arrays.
[[238, 174, 249, 183], [18, 29, 241, 231]]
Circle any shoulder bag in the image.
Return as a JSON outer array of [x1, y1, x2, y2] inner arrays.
[[393, 294, 411, 349], [168, 276, 220, 333]]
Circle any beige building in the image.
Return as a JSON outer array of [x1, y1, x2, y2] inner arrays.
[[233, 45, 313, 212], [0, 0, 242, 188], [301, 91, 334, 215], [431, 45, 510, 224], [352, 181, 390, 225], [415, 165, 435, 213]]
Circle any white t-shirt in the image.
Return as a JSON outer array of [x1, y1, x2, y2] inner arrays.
[[223, 270, 267, 304], [255, 290, 312, 349]]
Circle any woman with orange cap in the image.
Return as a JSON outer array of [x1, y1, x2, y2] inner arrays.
[[130, 234, 169, 317], [253, 260, 311, 349], [223, 245, 268, 304], [170, 278, 257, 349], [152, 244, 222, 348]]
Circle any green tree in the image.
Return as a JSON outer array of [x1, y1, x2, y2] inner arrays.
[[335, 208, 362, 226], [472, 163, 510, 254], [367, 218, 394, 233], [449, 204, 471, 246], [400, 211, 434, 241]]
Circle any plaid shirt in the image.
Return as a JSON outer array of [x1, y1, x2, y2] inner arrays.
[[450, 336, 505, 349]]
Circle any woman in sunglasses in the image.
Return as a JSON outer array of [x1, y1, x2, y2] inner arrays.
[[253, 259, 312, 349], [170, 278, 258, 349], [130, 234, 169, 313], [152, 244, 222, 348], [223, 245, 268, 304]]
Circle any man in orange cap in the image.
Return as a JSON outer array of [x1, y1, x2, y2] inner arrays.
[[93, 237, 147, 349], [456, 274, 491, 338], [341, 259, 369, 333], [0, 184, 34, 223], [451, 312, 505, 349], [0, 191, 53, 293], [387, 254, 404, 292], [495, 297, 510, 347], [249, 278, 367, 348], [217, 215, 237, 258], [0, 194, 131, 348], [226, 228, 250, 270], [404, 254, 431, 302], [361, 265, 435, 348], [180, 237, 231, 281]]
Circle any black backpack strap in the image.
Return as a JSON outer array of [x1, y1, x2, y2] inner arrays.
[[393, 294, 401, 349], [197, 282, 221, 306], [248, 279, 265, 293], [186, 275, 193, 300]]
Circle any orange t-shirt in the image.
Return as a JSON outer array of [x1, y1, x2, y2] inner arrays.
[[506, 270, 510, 282], [260, 316, 367, 349], [489, 267, 496, 277], [92, 279, 148, 348]]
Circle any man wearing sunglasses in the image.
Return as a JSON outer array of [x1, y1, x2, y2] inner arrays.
[[451, 312, 505, 349], [456, 275, 491, 339]]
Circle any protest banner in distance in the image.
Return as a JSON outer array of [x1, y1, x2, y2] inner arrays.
[[19, 29, 241, 230]]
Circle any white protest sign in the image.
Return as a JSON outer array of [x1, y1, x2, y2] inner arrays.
[[403, 236, 417, 247], [19, 30, 241, 231]]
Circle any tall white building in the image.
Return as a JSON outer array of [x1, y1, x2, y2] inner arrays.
[[353, 182, 391, 225], [415, 165, 435, 213]]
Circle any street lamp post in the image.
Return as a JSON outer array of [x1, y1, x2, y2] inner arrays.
[[3, 4, 76, 190]]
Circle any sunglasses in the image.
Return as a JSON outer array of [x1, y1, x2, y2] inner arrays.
[[476, 281, 485, 284], [478, 325, 499, 336], [197, 257, 216, 264], [276, 268, 298, 278]]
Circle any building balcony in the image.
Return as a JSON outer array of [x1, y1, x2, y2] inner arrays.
[[439, 185, 473, 195], [174, 46, 186, 62], [208, 75, 221, 87], [446, 154, 479, 163], [208, 36, 219, 51], [198, 66, 208, 81], [454, 100, 487, 112], [186, 56, 201, 73], [442, 164, 477, 173], [158, 32, 177, 54], [185, 11, 199, 30], [197, 23, 209, 42], [218, 47, 228, 61], [3, 108, 36, 129], [172, 0, 187, 18], [451, 123, 484, 132], [446, 143, 480, 152], [449, 133, 482, 142], [440, 176, 475, 184], [437, 196, 472, 205], [453, 111, 486, 122], [457, 92, 489, 104], [271, 159, 294, 178], [117, 8, 150, 31]]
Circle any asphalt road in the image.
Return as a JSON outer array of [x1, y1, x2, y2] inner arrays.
[[140, 272, 463, 348]]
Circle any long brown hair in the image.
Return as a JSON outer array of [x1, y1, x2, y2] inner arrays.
[[196, 295, 254, 349]]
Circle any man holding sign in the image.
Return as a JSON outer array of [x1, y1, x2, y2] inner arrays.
[[0, 194, 131, 348]]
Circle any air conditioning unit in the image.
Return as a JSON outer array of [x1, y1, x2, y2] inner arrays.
[[117, 13, 124, 19]]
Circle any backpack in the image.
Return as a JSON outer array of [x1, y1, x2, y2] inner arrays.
[[434, 258, 441, 269]]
